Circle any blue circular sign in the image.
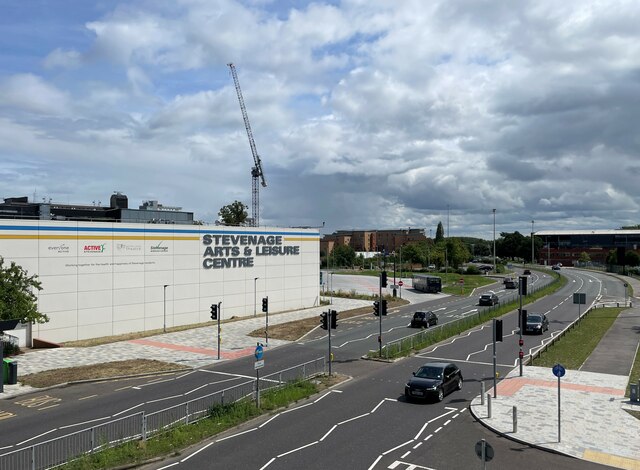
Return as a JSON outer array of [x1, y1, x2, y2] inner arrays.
[[552, 364, 565, 378], [254, 345, 264, 360]]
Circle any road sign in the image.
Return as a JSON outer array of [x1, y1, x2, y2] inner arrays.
[[572, 293, 586, 304], [459, 278, 464, 285], [552, 363, 566, 378], [254, 344, 264, 360], [398, 280, 404, 287], [475, 439, 494, 462], [254, 360, 264, 370]]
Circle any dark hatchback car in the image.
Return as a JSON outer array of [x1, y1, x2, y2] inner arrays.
[[523, 269, 532, 275], [504, 279, 517, 289], [410, 311, 438, 328], [479, 292, 499, 306], [405, 362, 463, 402], [524, 313, 549, 334]]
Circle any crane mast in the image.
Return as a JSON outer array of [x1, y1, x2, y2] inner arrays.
[[228, 63, 267, 227]]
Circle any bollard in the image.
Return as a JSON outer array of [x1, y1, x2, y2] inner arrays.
[[481, 382, 485, 406], [513, 406, 518, 433], [487, 393, 492, 419]]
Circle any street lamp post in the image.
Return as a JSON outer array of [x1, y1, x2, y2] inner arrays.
[[531, 220, 535, 265], [492, 209, 496, 273], [254, 277, 258, 317], [163, 284, 169, 333]]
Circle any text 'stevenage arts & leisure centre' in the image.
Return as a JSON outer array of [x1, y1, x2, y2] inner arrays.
[[0, 221, 320, 344]]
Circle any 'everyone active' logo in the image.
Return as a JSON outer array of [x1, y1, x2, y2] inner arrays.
[[83, 244, 106, 253]]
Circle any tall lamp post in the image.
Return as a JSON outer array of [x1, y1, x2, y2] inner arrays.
[[531, 220, 535, 265], [163, 284, 169, 333], [254, 277, 259, 317], [492, 209, 496, 273]]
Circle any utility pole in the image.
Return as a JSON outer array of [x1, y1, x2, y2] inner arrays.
[[493, 209, 497, 272], [531, 220, 535, 265]]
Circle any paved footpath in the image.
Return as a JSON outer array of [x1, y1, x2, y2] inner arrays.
[[0, 297, 371, 399]]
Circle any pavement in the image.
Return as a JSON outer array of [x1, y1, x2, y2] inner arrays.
[[470, 272, 640, 470], [2, 270, 639, 469]]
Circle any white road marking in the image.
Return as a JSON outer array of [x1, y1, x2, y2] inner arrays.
[[434, 426, 443, 433], [259, 414, 280, 428], [338, 412, 370, 425], [368, 455, 384, 470], [180, 441, 214, 462], [382, 440, 414, 455], [276, 440, 318, 458], [319, 425, 337, 441], [59, 416, 110, 429], [17, 429, 57, 446], [401, 450, 412, 459], [78, 395, 98, 401], [157, 462, 180, 469], [259, 457, 276, 470], [412, 442, 423, 450], [216, 427, 257, 442], [112, 403, 145, 417]]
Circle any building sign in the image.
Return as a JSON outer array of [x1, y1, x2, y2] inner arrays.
[[150, 242, 169, 253], [202, 234, 300, 269], [116, 243, 142, 253], [48, 244, 70, 254], [83, 244, 106, 253]]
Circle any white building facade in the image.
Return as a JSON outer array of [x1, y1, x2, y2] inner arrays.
[[0, 221, 320, 343]]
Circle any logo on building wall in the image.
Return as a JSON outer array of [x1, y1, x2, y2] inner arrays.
[[48, 244, 70, 254], [150, 241, 169, 253], [116, 243, 142, 252], [84, 244, 106, 253]]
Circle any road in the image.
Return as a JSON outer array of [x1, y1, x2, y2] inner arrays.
[[1, 268, 624, 470]]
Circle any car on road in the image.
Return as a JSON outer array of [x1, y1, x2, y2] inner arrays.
[[410, 311, 438, 328], [552, 264, 561, 270], [504, 279, 517, 289], [405, 362, 463, 402], [478, 265, 493, 273], [523, 269, 531, 275], [524, 313, 549, 334], [479, 292, 499, 306]]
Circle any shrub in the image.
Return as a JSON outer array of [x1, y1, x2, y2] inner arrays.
[[465, 264, 480, 275]]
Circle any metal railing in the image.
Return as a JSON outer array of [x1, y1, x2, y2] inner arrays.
[[0, 357, 325, 470]]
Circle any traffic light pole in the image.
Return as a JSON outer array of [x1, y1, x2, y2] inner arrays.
[[265, 296, 269, 346], [217, 302, 222, 360], [493, 319, 497, 398], [379, 276, 383, 358], [519, 277, 524, 377], [328, 311, 332, 376]]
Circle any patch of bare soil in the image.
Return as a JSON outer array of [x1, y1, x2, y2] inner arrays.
[[19, 359, 189, 388], [248, 299, 408, 341]]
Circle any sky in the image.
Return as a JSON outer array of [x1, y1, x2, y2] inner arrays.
[[1, 0, 639, 239]]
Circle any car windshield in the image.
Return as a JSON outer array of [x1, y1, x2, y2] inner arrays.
[[481, 295, 491, 299], [528, 315, 542, 322], [415, 366, 444, 379], [414, 312, 425, 318]]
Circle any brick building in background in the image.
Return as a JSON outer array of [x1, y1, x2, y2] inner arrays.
[[321, 228, 428, 255]]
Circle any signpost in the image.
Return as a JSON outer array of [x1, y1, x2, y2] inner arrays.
[[573, 292, 586, 324], [552, 363, 566, 442], [255, 343, 264, 407], [398, 280, 403, 299], [475, 439, 494, 469], [459, 277, 464, 294]]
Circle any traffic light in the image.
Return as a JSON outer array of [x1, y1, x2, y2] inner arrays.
[[210, 304, 218, 321], [262, 297, 268, 313], [519, 276, 528, 296], [320, 311, 328, 330], [381, 271, 388, 288], [495, 319, 503, 342], [381, 299, 388, 316], [373, 300, 380, 316], [519, 309, 527, 329], [330, 310, 338, 329]]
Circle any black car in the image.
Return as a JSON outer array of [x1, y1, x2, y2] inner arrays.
[[523, 269, 532, 275], [410, 311, 438, 328], [552, 265, 561, 271], [524, 313, 549, 334], [405, 362, 463, 402], [479, 292, 499, 306], [504, 279, 517, 289]]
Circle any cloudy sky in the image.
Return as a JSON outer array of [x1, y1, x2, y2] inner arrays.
[[1, 0, 639, 239]]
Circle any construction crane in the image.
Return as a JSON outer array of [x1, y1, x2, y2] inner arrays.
[[228, 63, 267, 227]]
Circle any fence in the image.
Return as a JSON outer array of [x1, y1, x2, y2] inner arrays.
[[0, 357, 325, 470], [377, 274, 558, 360]]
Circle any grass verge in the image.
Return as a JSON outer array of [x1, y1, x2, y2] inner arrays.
[[530, 308, 624, 369], [59, 377, 337, 469], [370, 270, 566, 359]]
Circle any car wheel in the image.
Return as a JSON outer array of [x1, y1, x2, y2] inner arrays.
[[456, 377, 463, 390], [437, 387, 444, 402], [405, 391, 411, 403]]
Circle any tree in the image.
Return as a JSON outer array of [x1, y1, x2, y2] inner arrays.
[[0, 257, 47, 324], [435, 222, 445, 243], [218, 200, 248, 226], [578, 252, 591, 263], [330, 244, 356, 268], [625, 251, 640, 267]]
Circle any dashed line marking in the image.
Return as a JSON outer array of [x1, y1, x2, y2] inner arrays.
[[79, 395, 98, 401]]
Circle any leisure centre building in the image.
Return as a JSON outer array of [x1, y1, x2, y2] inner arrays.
[[0, 221, 320, 344]]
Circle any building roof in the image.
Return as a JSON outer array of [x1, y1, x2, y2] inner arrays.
[[535, 229, 640, 236]]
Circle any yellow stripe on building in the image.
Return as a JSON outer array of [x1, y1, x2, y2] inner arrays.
[[285, 237, 320, 242]]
